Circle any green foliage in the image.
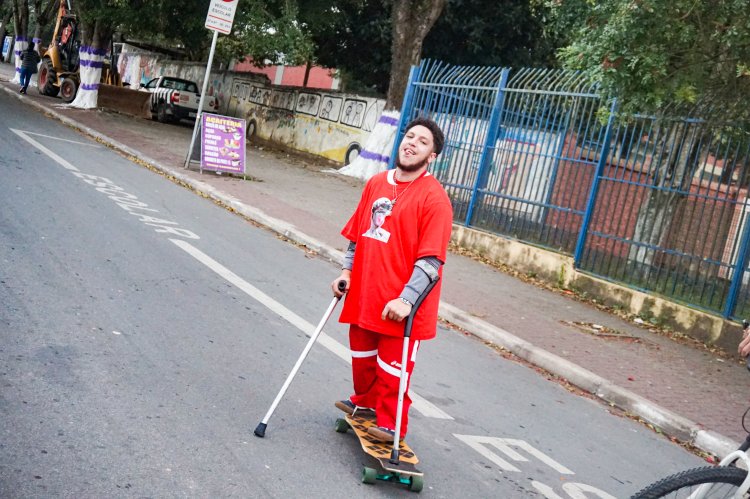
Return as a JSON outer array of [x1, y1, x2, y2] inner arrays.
[[218, 0, 314, 67], [424, 0, 558, 68], [118, 0, 211, 59], [312, 0, 557, 94], [115, 0, 315, 64], [310, 0, 392, 94], [546, 0, 750, 120]]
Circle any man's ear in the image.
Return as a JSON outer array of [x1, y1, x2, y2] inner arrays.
[[427, 152, 437, 164]]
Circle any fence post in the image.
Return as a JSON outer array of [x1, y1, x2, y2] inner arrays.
[[388, 64, 423, 170], [464, 67, 511, 227], [724, 199, 750, 318], [573, 98, 618, 267]]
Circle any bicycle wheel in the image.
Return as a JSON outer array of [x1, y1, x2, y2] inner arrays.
[[631, 466, 747, 498]]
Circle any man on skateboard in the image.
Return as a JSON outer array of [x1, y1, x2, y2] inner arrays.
[[331, 117, 453, 442]]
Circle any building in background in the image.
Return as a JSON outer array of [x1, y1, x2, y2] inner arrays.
[[233, 58, 339, 90]]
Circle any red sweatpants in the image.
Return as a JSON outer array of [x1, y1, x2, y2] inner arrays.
[[347, 324, 420, 436]]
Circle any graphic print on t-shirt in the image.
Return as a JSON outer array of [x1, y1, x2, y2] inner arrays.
[[362, 197, 393, 243]]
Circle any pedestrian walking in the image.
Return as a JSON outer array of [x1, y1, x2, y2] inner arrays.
[[331, 117, 453, 441], [19, 41, 41, 95]]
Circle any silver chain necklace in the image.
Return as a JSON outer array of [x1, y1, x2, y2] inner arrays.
[[391, 171, 425, 206]]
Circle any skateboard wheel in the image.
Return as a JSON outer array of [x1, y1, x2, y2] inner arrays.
[[334, 418, 349, 433], [362, 466, 377, 484], [409, 475, 424, 492]]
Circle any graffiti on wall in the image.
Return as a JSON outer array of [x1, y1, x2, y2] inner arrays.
[[296, 93, 321, 116], [227, 78, 386, 165], [320, 96, 342, 122], [340, 99, 367, 129], [270, 90, 295, 111]]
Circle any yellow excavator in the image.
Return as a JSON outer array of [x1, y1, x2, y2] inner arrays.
[[37, 0, 122, 102], [37, 0, 79, 101]]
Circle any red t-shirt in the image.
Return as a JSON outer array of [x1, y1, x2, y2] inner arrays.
[[339, 169, 453, 340]]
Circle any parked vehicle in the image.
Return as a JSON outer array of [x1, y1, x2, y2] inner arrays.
[[37, 0, 80, 101], [140, 76, 217, 123]]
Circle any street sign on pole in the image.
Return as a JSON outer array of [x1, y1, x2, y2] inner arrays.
[[205, 0, 238, 35], [184, 0, 240, 168]]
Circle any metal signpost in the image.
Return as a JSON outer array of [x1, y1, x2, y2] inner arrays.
[[184, 0, 239, 168]]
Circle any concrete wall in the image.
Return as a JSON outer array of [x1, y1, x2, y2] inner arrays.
[[116, 45, 382, 165], [451, 224, 745, 351], [224, 79, 386, 165]]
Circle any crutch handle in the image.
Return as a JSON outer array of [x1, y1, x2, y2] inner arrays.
[[337, 280, 348, 293]]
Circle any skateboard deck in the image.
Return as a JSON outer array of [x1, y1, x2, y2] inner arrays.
[[335, 412, 423, 492]]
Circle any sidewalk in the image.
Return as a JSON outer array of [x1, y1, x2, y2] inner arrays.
[[3, 62, 748, 459]]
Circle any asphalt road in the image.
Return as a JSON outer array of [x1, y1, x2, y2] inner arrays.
[[0, 91, 708, 498]]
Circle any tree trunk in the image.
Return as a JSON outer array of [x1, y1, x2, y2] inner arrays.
[[69, 18, 113, 109], [628, 120, 703, 280], [337, 0, 445, 180], [32, 0, 57, 51], [11, 0, 29, 83], [0, 10, 12, 59], [385, 0, 446, 110]]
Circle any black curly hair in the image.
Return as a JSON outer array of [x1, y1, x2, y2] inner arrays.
[[404, 117, 445, 155]]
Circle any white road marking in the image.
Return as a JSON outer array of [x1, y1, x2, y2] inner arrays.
[[11, 128, 80, 171], [453, 434, 574, 474], [170, 238, 454, 420], [22, 131, 101, 147]]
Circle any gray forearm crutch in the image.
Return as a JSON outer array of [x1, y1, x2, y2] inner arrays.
[[390, 275, 440, 464], [254, 280, 347, 438]]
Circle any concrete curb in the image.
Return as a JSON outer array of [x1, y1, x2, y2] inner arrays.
[[4, 84, 738, 459]]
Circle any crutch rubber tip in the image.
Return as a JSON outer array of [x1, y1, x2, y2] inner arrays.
[[254, 423, 267, 438]]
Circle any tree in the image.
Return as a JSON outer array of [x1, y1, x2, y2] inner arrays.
[[217, 0, 314, 67], [68, 0, 121, 108], [310, 0, 392, 95], [29, 0, 57, 50], [119, 0, 211, 60], [313, 0, 558, 107], [545, 0, 750, 277], [0, 1, 13, 63], [424, 0, 557, 70], [547, 0, 750, 120], [121, 0, 315, 66], [386, 0, 446, 109]]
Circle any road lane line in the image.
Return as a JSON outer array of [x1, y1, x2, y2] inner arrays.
[[22, 131, 101, 147], [170, 238, 454, 420], [10, 128, 80, 171]]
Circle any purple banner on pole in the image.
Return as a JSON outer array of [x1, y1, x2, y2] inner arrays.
[[201, 113, 246, 174]]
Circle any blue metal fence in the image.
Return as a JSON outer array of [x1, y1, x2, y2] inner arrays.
[[394, 60, 750, 320]]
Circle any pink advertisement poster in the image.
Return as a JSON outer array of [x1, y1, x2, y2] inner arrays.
[[201, 113, 246, 174]]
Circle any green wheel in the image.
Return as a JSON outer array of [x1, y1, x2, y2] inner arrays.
[[409, 475, 424, 492], [334, 418, 349, 433], [362, 466, 377, 484]]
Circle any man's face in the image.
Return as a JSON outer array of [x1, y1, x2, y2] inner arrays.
[[396, 125, 437, 172]]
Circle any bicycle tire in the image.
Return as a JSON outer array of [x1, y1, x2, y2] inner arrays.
[[630, 466, 747, 498]]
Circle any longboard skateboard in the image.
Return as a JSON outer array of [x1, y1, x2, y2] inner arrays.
[[335, 412, 424, 492]]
